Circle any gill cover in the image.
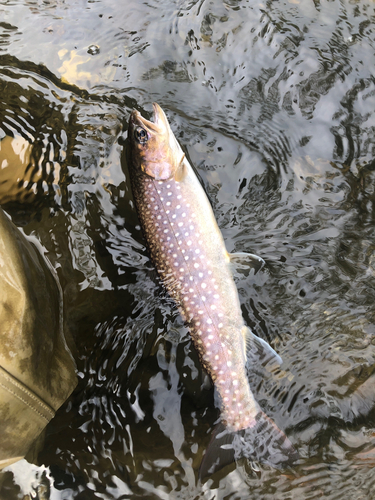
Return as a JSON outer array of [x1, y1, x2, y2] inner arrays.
[[128, 102, 184, 181]]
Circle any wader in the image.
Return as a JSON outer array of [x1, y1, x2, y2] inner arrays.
[[0, 208, 77, 469]]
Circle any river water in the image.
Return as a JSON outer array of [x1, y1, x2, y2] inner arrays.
[[1, 0, 375, 498]]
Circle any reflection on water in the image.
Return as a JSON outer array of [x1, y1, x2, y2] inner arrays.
[[0, 0, 375, 497]]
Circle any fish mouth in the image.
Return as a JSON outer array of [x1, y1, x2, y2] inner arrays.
[[130, 103, 168, 136]]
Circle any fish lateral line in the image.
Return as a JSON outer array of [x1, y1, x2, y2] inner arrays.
[[127, 102, 298, 478]]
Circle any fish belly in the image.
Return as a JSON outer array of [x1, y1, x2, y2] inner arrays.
[[130, 161, 259, 431]]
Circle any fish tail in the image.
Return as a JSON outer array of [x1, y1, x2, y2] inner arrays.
[[199, 411, 298, 479]]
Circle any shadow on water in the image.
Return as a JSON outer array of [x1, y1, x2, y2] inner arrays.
[[0, 0, 375, 498]]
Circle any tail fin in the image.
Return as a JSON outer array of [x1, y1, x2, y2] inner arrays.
[[199, 411, 298, 480]]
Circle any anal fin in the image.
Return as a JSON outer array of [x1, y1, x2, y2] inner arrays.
[[242, 326, 283, 367]]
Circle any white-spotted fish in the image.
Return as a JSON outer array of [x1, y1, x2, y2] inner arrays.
[[127, 103, 298, 477]]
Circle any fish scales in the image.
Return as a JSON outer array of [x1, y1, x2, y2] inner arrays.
[[129, 124, 257, 432], [127, 103, 298, 475]]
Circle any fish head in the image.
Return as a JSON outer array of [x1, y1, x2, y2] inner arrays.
[[128, 103, 182, 181]]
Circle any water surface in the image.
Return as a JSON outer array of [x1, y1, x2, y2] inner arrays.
[[1, 0, 375, 498]]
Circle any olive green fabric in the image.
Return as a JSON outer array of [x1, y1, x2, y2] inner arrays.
[[0, 208, 77, 469], [0, 135, 40, 205]]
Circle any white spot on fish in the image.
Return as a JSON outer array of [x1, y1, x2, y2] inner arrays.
[[167, 192, 172, 196], [218, 323, 223, 328], [227, 361, 232, 367], [201, 283, 206, 289], [198, 310, 203, 315], [185, 256, 189, 261], [176, 205, 181, 209], [207, 318, 212, 325], [211, 305, 216, 310], [195, 249, 200, 254], [166, 201, 171, 206], [198, 272, 203, 278], [187, 240, 192, 246], [179, 268, 184, 272], [178, 222, 183, 227], [233, 380, 238, 386], [194, 263, 199, 269], [172, 214, 176, 219]]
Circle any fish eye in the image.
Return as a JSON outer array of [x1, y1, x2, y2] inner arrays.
[[134, 127, 148, 144]]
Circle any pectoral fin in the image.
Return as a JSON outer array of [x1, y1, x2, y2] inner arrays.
[[174, 155, 188, 182]]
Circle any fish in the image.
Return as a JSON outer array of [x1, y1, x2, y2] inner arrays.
[[127, 103, 298, 477]]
